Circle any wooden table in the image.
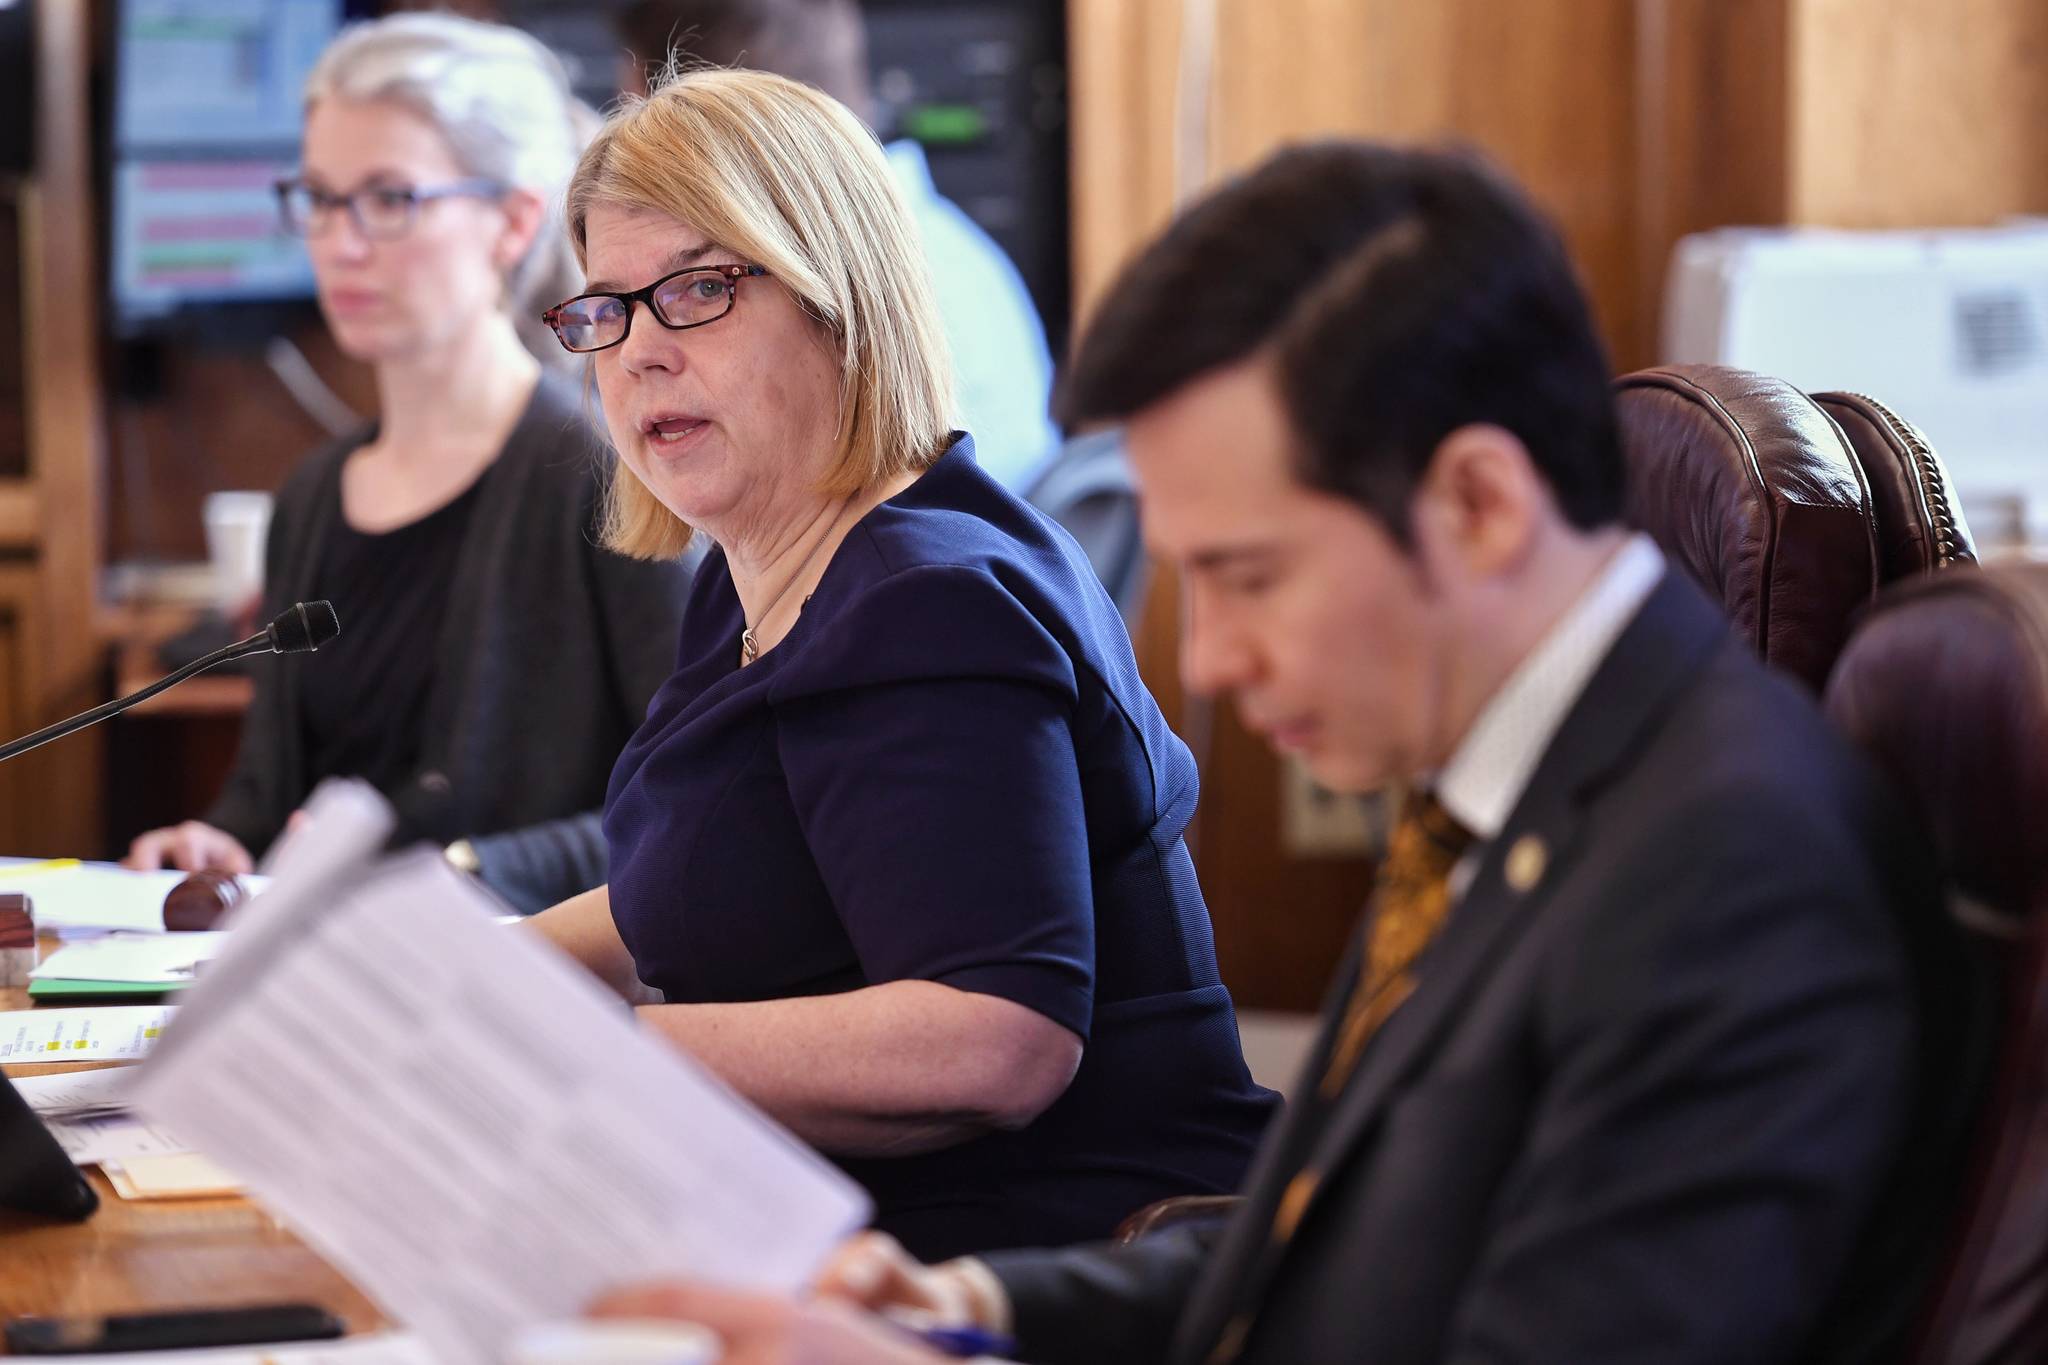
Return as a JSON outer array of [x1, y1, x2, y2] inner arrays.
[[0, 942, 383, 1336]]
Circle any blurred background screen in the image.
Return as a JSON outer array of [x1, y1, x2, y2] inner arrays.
[[107, 0, 352, 331]]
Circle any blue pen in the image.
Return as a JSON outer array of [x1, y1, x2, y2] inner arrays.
[[881, 1308, 1018, 1359]]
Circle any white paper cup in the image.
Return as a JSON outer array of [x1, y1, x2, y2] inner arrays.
[[203, 490, 273, 612], [503, 1320, 722, 1365]]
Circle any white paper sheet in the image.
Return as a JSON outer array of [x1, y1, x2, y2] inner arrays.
[[11, 1065, 135, 1116], [0, 1006, 175, 1062], [132, 818, 870, 1365], [32, 932, 230, 983], [102, 1152, 243, 1201], [47, 1111, 191, 1165]]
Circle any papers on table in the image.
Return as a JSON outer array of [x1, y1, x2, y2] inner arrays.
[[102, 1151, 242, 1200], [0, 1005, 175, 1063], [32, 932, 228, 984], [47, 1110, 190, 1165], [12, 1064, 196, 1175], [11, 1064, 133, 1117], [133, 779, 871, 1365], [0, 860, 269, 937]]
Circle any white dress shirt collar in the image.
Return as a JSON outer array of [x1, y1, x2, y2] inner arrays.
[[1434, 533, 1667, 843]]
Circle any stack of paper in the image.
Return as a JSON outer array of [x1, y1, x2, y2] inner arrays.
[[133, 779, 871, 1365], [12, 1065, 133, 1118], [101, 1152, 242, 1200], [28, 932, 229, 999], [45, 1109, 191, 1165], [9, 1061, 227, 1196]]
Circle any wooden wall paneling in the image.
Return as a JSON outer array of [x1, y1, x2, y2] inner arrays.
[[1631, 0, 1792, 362], [0, 482, 34, 548], [1210, 0, 1646, 365], [1066, 0, 1188, 321], [0, 567, 22, 753], [0, 610, 15, 756], [0, 193, 24, 480], [1444, 0, 1644, 370], [1789, 0, 2048, 227], [5, 0, 107, 856], [0, 562, 48, 845]]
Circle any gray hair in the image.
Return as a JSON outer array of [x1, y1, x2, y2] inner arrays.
[[305, 12, 593, 365]]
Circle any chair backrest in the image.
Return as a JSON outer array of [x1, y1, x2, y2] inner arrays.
[[1824, 564, 2048, 1365], [1615, 365, 1881, 691], [1811, 390, 1978, 579], [1025, 428, 1150, 627]]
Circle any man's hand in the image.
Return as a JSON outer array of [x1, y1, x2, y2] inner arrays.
[[124, 821, 255, 874], [818, 1234, 1010, 1334], [589, 1283, 954, 1365]]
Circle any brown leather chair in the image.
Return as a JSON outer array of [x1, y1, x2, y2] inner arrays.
[[1825, 565, 2048, 1365], [1811, 390, 1978, 579], [1615, 365, 1882, 691], [1115, 1193, 1240, 1244], [1615, 366, 1981, 691]]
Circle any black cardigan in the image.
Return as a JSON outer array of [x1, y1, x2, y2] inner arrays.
[[205, 375, 691, 911]]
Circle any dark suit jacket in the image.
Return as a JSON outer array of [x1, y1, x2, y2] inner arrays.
[[985, 569, 1962, 1365], [205, 375, 692, 912]]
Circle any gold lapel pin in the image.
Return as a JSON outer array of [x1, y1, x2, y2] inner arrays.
[[1505, 834, 1548, 892]]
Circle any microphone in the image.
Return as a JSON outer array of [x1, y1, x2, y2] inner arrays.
[[0, 601, 340, 765]]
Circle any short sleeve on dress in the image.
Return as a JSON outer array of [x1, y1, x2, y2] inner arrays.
[[770, 564, 1097, 1038]]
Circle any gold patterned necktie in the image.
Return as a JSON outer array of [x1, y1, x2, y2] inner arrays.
[[1206, 794, 1480, 1365], [1319, 787, 1477, 1099]]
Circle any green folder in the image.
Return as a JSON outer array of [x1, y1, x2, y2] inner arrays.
[[26, 977, 186, 1001]]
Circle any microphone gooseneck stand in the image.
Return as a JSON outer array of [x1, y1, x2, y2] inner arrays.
[[0, 601, 340, 765]]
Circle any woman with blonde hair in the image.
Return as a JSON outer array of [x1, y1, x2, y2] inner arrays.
[[531, 68, 1274, 1259], [126, 13, 690, 912]]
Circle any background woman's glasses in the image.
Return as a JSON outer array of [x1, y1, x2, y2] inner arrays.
[[274, 178, 508, 241]]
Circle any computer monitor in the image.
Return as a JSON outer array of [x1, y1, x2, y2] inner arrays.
[[108, 0, 352, 331]]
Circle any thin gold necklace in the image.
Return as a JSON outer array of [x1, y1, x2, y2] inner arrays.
[[740, 501, 848, 665]]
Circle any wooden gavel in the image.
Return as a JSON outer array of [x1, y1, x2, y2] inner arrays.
[[162, 871, 251, 931]]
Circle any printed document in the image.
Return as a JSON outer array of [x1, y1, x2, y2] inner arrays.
[[0, 1006, 175, 1062], [132, 782, 871, 1365], [47, 1111, 190, 1166], [12, 1066, 133, 1117]]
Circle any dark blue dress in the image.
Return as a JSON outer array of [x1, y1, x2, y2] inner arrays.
[[604, 436, 1277, 1260]]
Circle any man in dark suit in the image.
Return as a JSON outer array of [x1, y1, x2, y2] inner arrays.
[[587, 142, 1954, 1364]]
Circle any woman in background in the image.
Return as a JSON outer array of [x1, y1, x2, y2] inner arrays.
[[125, 13, 689, 912]]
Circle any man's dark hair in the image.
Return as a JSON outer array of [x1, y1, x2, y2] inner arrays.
[[1060, 142, 1624, 537], [616, 0, 871, 116]]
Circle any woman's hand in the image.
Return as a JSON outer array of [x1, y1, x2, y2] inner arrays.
[[818, 1234, 1010, 1335], [124, 821, 255, 874], [589, 1282, 952, 1365]]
